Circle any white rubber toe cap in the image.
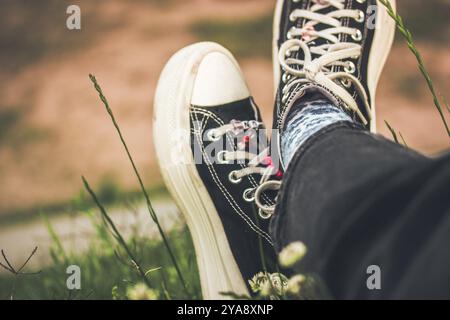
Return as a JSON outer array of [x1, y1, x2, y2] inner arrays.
[[191, 52, 250, 107]]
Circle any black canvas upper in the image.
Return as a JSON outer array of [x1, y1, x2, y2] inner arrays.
[[189, 98, 277, 289], [273, 0, 378, 131]]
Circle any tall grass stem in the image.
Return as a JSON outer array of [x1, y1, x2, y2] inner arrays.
[[82, 176, 154, 289], [88, 74, 189, 295], [379, 0, 449, 137]]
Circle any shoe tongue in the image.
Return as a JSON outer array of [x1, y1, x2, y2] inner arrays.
[[298, 87, 335, 105], [281, 84, 342, 129], [288, 84, 339, 109]]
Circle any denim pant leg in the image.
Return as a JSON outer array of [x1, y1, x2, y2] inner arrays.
[[271, 122, 450, 299]]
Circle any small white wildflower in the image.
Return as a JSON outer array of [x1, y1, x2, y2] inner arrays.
[[259, 279, 273, 297], [249, 272, 269, 294], [278, 241, 307, 268], [287, 274, 306, 295], [269, 273, 288, 296], [126, 283, 158, 300], [249, 272, 288, 298]]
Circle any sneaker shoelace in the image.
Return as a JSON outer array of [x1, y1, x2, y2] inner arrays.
[[207, 120, 282, 219], [279, 0, 371, 125]]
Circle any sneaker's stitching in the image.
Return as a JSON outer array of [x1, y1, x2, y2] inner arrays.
[[191, 108, 276, 207], [191, 107, 275, 206], [190, 109, 274, 245], [193, 107, 276, 206], [193, 112, 274, 244]]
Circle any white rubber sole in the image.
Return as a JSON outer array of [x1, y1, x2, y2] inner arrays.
[[153, 42, 249, 300], [272, 0, 285, 93], [272, 0, 397, 132], [366, 0, 397, 132]]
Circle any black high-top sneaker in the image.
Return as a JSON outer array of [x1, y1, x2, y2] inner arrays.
[[153, 42, 280, 299], [272, 0, 396, 166]]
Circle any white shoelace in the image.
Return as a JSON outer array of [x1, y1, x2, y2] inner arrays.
[[279, 0, 371, 125], [208, 120, 282, 219]]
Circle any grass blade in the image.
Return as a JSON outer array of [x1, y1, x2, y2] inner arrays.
[[399, 132, 408, 147], [88, 74, 189, 295], [82, 176, 153, 289], [379, 0, 450, 137], [384, 120, 399, 143]]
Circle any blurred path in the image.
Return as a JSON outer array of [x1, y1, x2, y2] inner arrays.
[[0, 198, 180, 274]]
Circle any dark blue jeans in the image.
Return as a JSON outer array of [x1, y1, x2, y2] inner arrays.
[[271, 122, 450, 299]]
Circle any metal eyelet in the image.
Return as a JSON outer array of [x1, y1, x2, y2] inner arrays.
[[356, 10, 365, 23], [258, 208, 272, 220], [207, 129, 221, 141], [282, 73, 293, 85], [340, 79, 352, 88], [228, 171, 242, 184], [243, 188, 256, 202], [352, 29, 362, 42], [344, 61, 356, 74], [286, 26, 296, 40], [248, 120, 259, 129], [356, 0, 366, 3], [217, 151, 229, 164]]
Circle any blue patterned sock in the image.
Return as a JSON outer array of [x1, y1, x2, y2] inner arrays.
[[281, 99, 354, 167]]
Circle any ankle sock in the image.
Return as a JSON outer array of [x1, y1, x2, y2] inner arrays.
[[280, 99, 354, 167]]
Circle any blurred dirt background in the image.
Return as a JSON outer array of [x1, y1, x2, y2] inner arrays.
[[0, 0, 449, 221]]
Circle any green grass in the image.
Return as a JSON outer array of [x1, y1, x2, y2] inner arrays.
[[1, 72, 199, 300], [0, 72, 201, 299], [88, 74, 189, 294], [0, 217, 201, 300], [191, 12, 273, 60]]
